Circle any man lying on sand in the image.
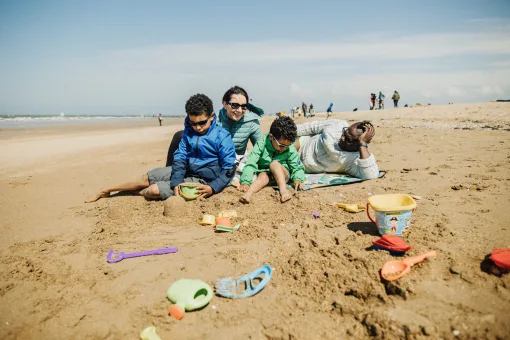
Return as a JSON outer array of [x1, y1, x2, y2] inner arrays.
[[86, 94, 236, 202], [295, 120, 378, 179], [238, 116, 305, 203]]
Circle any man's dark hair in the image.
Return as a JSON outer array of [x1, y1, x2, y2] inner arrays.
[[270, 116, 297, 142], [222, 86, 249, 103], [185, 93, 214, 117]]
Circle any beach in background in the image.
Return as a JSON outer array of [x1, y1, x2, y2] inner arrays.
[[0, 103, 509, 339]]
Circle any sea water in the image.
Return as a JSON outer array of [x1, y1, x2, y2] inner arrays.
[[0, 114, 184, 129]]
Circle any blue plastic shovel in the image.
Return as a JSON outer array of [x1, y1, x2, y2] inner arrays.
[[215, 265, 272, 299]]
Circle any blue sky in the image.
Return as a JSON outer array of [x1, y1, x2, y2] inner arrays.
[[1, 0, 509, 115]]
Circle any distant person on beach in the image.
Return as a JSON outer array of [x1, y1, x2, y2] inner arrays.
[[295, 119, 379, 179], [238, 116, 305, 204], [302, 102, 308, 118], [326, 103, 333, 119], [370, 93, 376, 110], [86, 94, 236, 202], [309, 103, 314, 117], [158, 113, 163, 126], [378, 91, 385, 110], [165, 86, 264, 184], [392, 91, 400, 108]]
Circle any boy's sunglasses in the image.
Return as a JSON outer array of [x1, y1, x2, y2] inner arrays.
[[273, 136, 291, 149], [189, 116, 211, 127], [228, 102, 248, 110]]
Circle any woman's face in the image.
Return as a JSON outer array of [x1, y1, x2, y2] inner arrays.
[[223, 93, 247, 121]]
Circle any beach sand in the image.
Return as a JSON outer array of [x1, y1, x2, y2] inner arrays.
[[1, 103, 509, 339]]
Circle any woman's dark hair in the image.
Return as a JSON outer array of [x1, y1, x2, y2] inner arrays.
[[270, 116, 297, 142], [222, 86, 249, 103], [185, 93, 214, 117]]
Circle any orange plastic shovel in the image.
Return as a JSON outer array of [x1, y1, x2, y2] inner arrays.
[[381, 251, 437, 281]]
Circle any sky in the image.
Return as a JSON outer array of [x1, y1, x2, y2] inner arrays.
[[0, 0, 509, 115]]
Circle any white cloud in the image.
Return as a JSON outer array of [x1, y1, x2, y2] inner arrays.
[[2, 21, 510, 114], [101, 30, 510, 66], [448, 86, 467, 97], [479, 85, 504, 96]]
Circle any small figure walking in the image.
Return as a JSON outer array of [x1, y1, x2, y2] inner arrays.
[[158, 113, 163, 126], [370, 93, 376, 110], [326, 103, 333, 119], [378, 92, 385, 110], [392, 90, 400, 108]]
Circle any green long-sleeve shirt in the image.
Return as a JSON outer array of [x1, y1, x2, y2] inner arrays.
[[240, 133, 306, 185]]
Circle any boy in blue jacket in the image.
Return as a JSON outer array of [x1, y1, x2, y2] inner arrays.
[[85, 94, 236, 202]]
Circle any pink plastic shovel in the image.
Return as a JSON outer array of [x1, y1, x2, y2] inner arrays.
[[381, 251, 437, 281]]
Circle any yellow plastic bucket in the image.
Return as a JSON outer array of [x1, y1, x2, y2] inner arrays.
[[366, 194, 417, 236]]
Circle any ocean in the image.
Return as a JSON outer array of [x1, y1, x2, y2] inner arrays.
[[0, 114, 184, 129]]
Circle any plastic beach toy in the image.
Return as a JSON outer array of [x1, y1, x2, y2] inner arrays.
[[107, 246, 178, 263], [178, 183, 202, 201], [367, 194, 417, 236], [200, 214, 216, 226], [215, 265, 272, 299], [215, 216, 232, 228], [214, 224, 241, 233], [167, 279, 213, 320], [491, 248, 510, 271], [140, 326, 161, 340], [381, 251, 437, 281], [218, 210, 238, 218], [334, 203, 365, 213], [372, 235, 412, 255]]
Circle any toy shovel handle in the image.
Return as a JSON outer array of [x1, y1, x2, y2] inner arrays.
[[403, 251, 437, 267], [107, 249, 125, 263], [366, 202, 376, 224], [187, 284, 214, 310], [152, 247, 178, 255], [249, 265, 272, 294]]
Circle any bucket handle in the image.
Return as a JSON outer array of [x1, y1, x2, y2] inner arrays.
[[366, 202, 376, 225]]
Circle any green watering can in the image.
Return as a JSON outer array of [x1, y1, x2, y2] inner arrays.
[[167, 279, 213, 320]]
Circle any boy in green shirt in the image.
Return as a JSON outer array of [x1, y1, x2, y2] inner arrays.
[[239, 116, 305, 203]]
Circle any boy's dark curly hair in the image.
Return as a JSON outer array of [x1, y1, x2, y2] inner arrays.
[[270, 116, 297, 142], [185, 93, 214, 117], [222, 86, 249, 103]]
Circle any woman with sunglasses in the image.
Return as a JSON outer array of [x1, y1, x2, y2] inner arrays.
[[294, 119, 379, 180], [165, 86, 264, 167]]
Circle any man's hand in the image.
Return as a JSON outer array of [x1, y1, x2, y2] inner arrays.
[[173, 187, 179, 197], [293, 181, 304, 191], [359, 122, 375, 144], [238, 184, 250, 192], [198, 185, 214, 199]]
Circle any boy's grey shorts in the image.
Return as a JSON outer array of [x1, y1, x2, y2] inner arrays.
[[147, 166, 206, 200]]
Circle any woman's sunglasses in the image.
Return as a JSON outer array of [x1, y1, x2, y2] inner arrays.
[[189, 116, 211, 127], [228, 102, 248, 110], [273, 136, 291, 149]]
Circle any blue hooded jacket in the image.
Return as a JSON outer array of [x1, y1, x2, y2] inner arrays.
[[170, 115, 236, 193]]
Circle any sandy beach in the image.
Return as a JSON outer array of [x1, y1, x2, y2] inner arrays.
[[1, 103, 509, 339]]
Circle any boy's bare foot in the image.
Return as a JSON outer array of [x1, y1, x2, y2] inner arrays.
[[280, 189, 292, 203], [85, 191, 110, 203], [239, 194, 251, 204]]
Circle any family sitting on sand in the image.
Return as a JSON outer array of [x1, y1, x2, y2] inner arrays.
[[86, 86, 378, 204]]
